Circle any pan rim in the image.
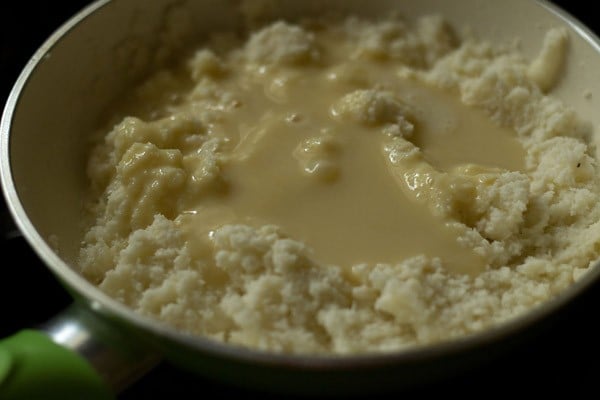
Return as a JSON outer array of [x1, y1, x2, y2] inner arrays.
[[1, 0, 599, 370]]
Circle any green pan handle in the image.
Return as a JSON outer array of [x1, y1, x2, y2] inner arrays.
[[0, 330, 113, 400], [0, 304, 159, 400]]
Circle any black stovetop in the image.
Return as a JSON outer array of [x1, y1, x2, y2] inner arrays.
[[2, 1, 600, 398]]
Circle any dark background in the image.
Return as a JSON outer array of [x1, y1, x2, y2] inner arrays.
[[1, 1, 599, 398]]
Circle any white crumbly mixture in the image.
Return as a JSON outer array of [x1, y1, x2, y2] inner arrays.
[[79, 15, 599, 354]]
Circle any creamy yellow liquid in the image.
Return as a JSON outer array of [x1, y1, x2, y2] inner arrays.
[[175, 48, 524, 275]]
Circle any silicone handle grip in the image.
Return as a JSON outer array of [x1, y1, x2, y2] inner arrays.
[[0, 330, 114, 400]]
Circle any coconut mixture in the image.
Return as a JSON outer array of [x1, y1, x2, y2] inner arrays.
[[79, 14, 600, 354]]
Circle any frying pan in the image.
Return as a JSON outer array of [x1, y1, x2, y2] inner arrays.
[[2, 0, 600, 398]]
